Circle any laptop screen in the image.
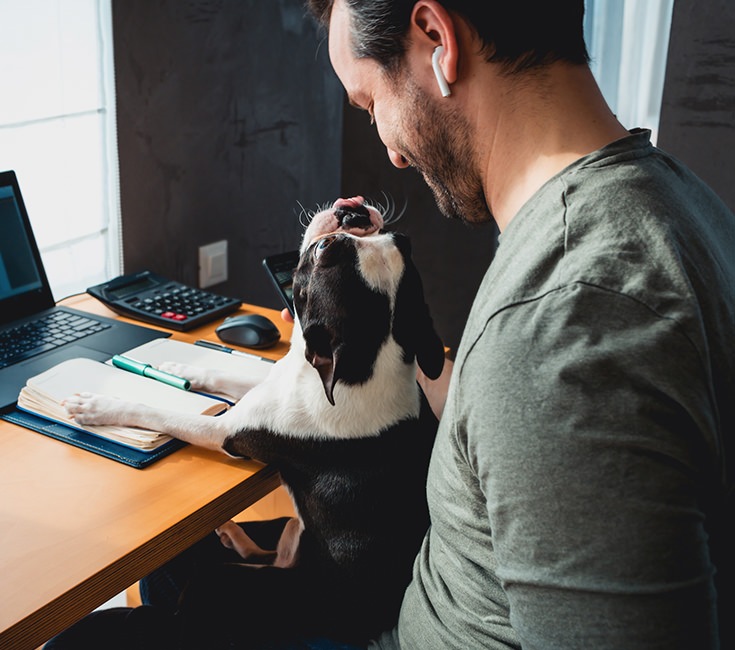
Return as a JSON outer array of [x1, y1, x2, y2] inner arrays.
[[0, 184, 44, 300], [0, 171, 55, 326]]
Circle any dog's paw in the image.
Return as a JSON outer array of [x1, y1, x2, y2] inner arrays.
[[215, 520, 272, 561], [158, 362, 212, 391], [62, 392, 129, 425]]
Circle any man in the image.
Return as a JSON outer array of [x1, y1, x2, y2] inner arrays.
[[46, 1, 734, 648], [307, 0, 734, 648]]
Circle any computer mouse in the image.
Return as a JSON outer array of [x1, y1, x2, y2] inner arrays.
[[215, 314, 281, 349]]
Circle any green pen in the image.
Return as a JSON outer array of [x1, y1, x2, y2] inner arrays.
[[111, 354, 191, 391]]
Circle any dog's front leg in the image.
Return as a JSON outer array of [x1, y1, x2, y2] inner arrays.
[[157, 362, 259, 402], [63, 393, 231, 451]]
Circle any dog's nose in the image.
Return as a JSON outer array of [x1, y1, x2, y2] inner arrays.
[[334, 202, 372, 230]]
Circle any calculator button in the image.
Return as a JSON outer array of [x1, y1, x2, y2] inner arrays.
[[88, 271, 241, 331]]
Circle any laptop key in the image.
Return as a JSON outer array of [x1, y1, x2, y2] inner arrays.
[[2, 342, 58, 366], [0, 314, 112, 367]]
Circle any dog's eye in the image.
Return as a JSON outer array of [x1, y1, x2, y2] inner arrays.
[[314, 236, 336, 260]]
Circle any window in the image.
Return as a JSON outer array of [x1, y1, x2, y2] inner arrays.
[[585, 0, 675, 143], [0, 0, 121, 301]]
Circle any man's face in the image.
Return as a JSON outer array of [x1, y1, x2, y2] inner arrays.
[[328, 1, 491, 225], [397, 78, 491, 224]]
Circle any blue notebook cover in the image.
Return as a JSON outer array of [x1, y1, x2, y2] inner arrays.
[[1, 408, 186, 469]]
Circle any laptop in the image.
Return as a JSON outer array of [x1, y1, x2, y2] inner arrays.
[[0, 170, 169, 412]]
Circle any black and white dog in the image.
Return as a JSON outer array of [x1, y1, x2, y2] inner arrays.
[[63, 196, 445, 647]]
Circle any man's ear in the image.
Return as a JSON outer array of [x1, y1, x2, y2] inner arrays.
[[409, 0, 459, 87]]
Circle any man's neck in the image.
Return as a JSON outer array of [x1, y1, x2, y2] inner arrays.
[[476, 64, 630, 231]]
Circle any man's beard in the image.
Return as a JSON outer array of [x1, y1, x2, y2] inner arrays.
[[399, 81, 492, 225]]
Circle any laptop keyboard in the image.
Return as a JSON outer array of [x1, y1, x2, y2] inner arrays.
[[0, 311, 111, 369]]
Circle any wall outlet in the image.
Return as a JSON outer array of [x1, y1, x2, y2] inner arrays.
[[198, 239, 228, 288]]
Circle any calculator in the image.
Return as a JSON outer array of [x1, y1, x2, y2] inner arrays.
[[86, 271, 241, 331]]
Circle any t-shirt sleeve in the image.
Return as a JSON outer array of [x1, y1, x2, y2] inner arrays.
[[459, 282, 719, 649]]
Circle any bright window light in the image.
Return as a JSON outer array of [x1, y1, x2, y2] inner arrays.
[[585, 0, 675, 143], [0, 0, 121, 301]]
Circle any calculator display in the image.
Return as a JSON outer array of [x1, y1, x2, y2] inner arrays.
[[106, 276, 158, 300]]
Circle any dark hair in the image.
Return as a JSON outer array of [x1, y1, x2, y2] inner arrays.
[[305, 0, 589, 75]]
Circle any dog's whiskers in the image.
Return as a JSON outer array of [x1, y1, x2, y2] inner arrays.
[[297, 195, 407, 230], [296, 201, 319, 229], [363, 193, 406, 226], [385, 194, 407, 225]]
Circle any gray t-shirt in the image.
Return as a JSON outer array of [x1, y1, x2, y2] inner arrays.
[[373, 130, 734, 649]]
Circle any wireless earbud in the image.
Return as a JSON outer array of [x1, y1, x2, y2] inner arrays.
[[432, 45, 452, 97]]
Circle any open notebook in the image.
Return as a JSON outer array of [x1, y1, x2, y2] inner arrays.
[[8, 338, 275, 467]]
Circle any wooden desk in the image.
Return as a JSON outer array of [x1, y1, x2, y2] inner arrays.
[[0, 295, 293, 650]]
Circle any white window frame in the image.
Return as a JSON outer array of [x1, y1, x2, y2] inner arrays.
[[585, 0, 675, 143], [0, 0, 122, 302]]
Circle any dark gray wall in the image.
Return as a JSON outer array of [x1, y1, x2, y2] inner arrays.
[[112, 0, 494, 352], [658, 0, 735, 213], [113, 0, 343, 310]]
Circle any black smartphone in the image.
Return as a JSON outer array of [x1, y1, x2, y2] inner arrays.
[[262, 250, 300, 316]]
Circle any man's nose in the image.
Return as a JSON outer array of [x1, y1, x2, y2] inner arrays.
[[387, 147, 409, 169]]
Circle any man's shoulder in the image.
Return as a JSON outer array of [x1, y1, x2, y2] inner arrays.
[[483, 143, 733, 326], [565, 137, 733, 228]]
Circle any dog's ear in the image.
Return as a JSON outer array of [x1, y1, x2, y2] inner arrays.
[[391, 235, 445, 380], [303, 324, 341, 406], [308, 351, 337, 406]]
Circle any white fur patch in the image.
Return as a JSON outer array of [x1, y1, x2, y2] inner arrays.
[[222, 320, 420, 440], [354, 234, 404, 302]]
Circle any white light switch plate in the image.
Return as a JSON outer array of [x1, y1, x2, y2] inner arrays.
[[199, 240, 228, 288]]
